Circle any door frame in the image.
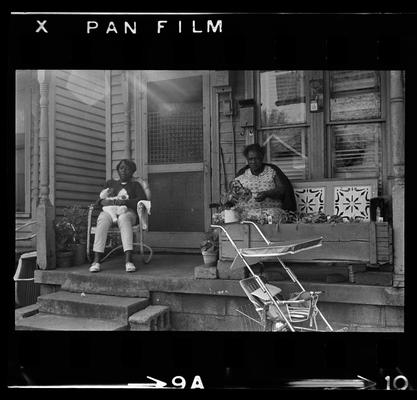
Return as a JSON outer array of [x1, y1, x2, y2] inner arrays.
[[133, 70, 212, 250]]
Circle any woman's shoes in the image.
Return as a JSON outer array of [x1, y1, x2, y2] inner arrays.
[[125, 262, 136, 273], [89, 261, 136, 272], [89, 262, 101, 273]]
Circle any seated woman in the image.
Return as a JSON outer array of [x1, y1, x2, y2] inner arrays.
[[233, 143, 296, 221], [89, 159, 149, 273]]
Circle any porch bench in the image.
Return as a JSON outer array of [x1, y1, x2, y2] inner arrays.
[[217, 221, 393, 281]]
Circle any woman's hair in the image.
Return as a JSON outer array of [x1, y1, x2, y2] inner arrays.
[[116, 159, 137, 174], [243, 143, 266, 159]]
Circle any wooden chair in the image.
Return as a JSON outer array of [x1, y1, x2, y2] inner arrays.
[[86, 178, 153, 264]]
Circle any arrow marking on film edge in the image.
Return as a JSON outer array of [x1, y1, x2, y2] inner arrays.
[[128, 376, 168, 389], [287, 375, 376, 389], [9, 376, 170, 389]]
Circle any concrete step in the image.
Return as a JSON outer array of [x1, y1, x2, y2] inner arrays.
[[37, 291, 149, 322], [61, 273, 150, 298], [15, 312, 128, 331], [129, 305, 171, 331]]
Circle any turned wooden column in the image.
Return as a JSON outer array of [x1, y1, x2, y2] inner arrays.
[[122, 71, 131, 159], [36, 70, 56, 270], [31, 73, 40, 215], [390, 71, 405, 287]]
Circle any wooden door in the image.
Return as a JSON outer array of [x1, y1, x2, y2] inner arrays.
[[139, 71, 211, 251]]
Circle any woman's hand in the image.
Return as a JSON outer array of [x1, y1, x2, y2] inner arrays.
[[254, 191, 268, 202], [101, 199, 126, 206], [114, 199, 127, 206], [100, 199, 114, 206]]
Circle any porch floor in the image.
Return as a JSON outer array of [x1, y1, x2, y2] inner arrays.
[[28, 253, 405, 332], [34, 253, 404, 304]]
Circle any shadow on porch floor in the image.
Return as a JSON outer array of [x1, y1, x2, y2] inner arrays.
[[67, 253, 203, 279]]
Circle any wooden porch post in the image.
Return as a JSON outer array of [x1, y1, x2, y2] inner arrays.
[[390, 71, 405, 287], [36, 70, 56, 270], [122, 71, 131, 159], [31, 72, 40, 215]]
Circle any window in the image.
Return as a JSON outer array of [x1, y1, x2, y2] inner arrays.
[[147, 75, 203, 164], [257, 70, 385, 185], [259, 71, 309, 180], [15, 71, 31, 213], [328, 71, 383, 181]]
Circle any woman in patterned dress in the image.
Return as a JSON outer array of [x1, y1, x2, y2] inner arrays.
[[233, 144, 297, 222]]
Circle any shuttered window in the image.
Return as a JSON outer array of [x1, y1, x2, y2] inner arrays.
[[328, 71, 383, 180]]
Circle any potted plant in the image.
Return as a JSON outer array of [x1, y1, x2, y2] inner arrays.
[[63, 205, 89, 266], [212, 180, 252, 224], [55, 218, 75, 268], [200, 229, 219, 266]]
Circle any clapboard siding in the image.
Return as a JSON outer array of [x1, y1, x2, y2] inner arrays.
[[56, 130, 105, 149], [56, 70, 105, 88], [55, 155, 105, 172], [55, 164, 105, 179], [55, 103, 105, 125], [53, 70, 106, 217], [55, 146, 106, 164]]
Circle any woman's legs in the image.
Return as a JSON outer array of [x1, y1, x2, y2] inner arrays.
[[117, 210, 137, 270], [92, 211, 113, 264]]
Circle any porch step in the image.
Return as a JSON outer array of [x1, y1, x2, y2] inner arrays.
[[61, 273, 150, 298], [37, 291, 149, 322], [15, 313, 128, 331], [129, 305, 171, 331]]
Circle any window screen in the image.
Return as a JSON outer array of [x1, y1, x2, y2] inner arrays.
[[147, 76, 203, 164]]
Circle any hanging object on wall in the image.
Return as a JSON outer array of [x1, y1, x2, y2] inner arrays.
[[238, 98, 255, 136], [309, 79, 324, 112]]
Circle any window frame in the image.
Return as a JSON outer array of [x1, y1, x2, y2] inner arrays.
[[324, 70, 387, 190], [255, 70, 388, 190], [255, 70, 313, 181], [15, 70, 32, 217]]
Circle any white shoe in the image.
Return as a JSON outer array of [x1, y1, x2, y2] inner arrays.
[[89, 263, 101, 273], [125, 262, 136, 273]]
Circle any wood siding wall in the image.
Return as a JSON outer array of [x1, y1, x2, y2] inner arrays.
[[53, 70, 106, 217], [16, 71, 38, 253], [109, 71, 135, 178], [218, 71, 247, 196]]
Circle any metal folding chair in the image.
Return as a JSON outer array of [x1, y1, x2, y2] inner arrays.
[[87, 179, 153, 264], [212, 221, 343, 332]]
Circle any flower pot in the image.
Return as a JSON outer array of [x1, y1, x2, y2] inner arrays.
[[70, 243, 87, 266], [224, 209, 239, 223], [56, 250, 74, 268], [201, 250, 219, 266]]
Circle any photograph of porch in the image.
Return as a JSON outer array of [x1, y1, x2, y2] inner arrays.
[[14, 69, 405, 332]]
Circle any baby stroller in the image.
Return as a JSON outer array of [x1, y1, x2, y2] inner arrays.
[[212, 221, 344, 332]]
